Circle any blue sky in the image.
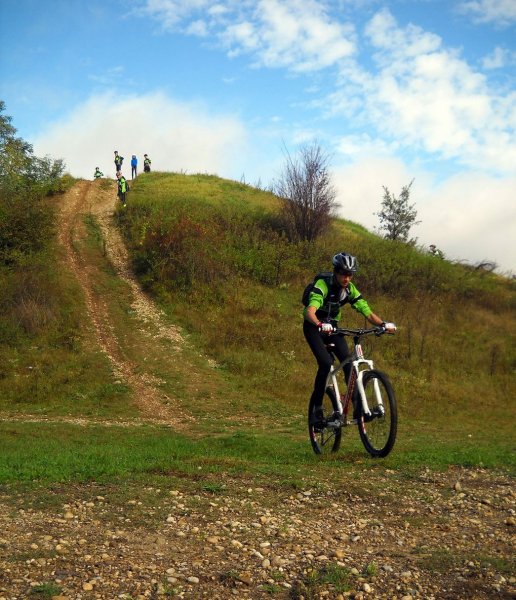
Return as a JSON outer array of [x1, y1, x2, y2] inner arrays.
[[1, 0, 515, 272]]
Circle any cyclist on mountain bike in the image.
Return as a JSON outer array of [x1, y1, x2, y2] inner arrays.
[[304, 252, 396, 426]]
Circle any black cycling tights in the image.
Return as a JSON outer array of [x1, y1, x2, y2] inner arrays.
[[303, 321, 350, 410]]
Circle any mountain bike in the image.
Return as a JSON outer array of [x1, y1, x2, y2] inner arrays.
[[308, 326, 397, 458]]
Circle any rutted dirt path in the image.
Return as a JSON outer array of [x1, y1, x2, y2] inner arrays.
[[57, 179, 190, 428]]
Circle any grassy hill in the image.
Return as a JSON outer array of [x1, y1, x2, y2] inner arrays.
[[0, 171, 514, 485], [115, 172, 514, 468]]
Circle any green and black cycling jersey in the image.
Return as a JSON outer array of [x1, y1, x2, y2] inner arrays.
[[303, 275, 372, 322], [118, 176, 128, 193]]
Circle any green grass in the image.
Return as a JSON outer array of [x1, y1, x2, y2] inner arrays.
[[293, 563, 353, 598], [29, 582, 62, 597], [0, 213, 134, 418], [1, 172, 515, 494], [414, 548, 515, 575], [0, 414, 513, 486]]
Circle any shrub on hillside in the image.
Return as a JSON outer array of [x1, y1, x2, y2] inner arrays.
[[0, 102, 72, 340], [0, 193, 55, 266]]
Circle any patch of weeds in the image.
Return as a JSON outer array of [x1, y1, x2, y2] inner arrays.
[[159, 579, 179, 597], [301, 563, 352, 594], [363, 561, 378, 577], [318, 563, 352, 591], [478, 555, 515, 574], [416, 548, 460, 572], [220, 569, 240, 584], [262, 582, 282, 594], [280, 478, 304, 491], [99, 179, 113, 191], [202, 482, 225, 494], [84, 214, 103, 246], [30, 582, 62, 597]]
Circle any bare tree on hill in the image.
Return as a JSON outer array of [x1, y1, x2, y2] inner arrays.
[[274, 142, 338, 242]]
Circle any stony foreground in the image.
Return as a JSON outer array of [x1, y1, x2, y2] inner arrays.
[[0, 467, 514, 599]]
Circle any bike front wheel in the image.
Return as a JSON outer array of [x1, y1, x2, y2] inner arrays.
[[308, 389, 342, 455], [357, 370, 397, 458]]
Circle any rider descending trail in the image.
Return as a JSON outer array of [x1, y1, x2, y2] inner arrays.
[[302, 252, 396, 430]]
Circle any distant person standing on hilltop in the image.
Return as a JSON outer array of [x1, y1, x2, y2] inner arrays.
[[131, 155, 138, 179], [93, 167, 103, 179], [143, 154, 151, 173], [116, 172, 129, 207], [429, 244, 445, 259], [114, 150, 124, 175]]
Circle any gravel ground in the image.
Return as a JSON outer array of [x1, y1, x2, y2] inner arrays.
[[0, 468, 514, 599]]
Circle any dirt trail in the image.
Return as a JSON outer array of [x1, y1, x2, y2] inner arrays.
[[57, 179, 190, 428]]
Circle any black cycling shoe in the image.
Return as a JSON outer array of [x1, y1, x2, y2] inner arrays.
[[310, 408, 325, 431], [326, 411, 343, 427], [363, 407, 384, 422]]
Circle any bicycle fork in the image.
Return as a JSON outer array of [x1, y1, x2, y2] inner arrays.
[[328, 358, 384, 424]]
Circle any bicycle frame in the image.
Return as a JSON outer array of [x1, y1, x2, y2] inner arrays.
[[326, 331, 385, 423]]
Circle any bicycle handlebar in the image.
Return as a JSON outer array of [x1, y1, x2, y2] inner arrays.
[[331, 326, 387, 337]]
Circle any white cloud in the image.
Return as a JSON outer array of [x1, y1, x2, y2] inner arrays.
[[332, 156, 415, 231], [458, 0, 516, 26], [31, 92, 248, 180], [482, 45, 516, 69], [416, 173, 516, 272], [335, 134, 398, 159], [138, 0, 213, 29], [327, 8, 516, 176], [185, 19, 209, 36], [139, 0, 356, 71], [240, 0, 356, 72], [333, 157, 516, 273], [136, 3, 515, 178]]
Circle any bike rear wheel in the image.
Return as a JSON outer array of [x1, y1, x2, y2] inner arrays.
[[308, 389, 342, 455], [357, 370, 397, 458]]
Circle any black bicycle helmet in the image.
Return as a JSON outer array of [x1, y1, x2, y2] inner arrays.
[[332, 252, 358, 273]]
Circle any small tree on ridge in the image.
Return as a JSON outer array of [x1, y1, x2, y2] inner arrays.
[[376, 179, 420, 243]]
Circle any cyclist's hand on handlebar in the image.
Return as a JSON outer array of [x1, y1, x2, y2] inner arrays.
[[319, 322, 335, 334], [383, 322, 397, 333]]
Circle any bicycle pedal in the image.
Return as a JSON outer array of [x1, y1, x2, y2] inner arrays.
[[326, 415, 343, 428]]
